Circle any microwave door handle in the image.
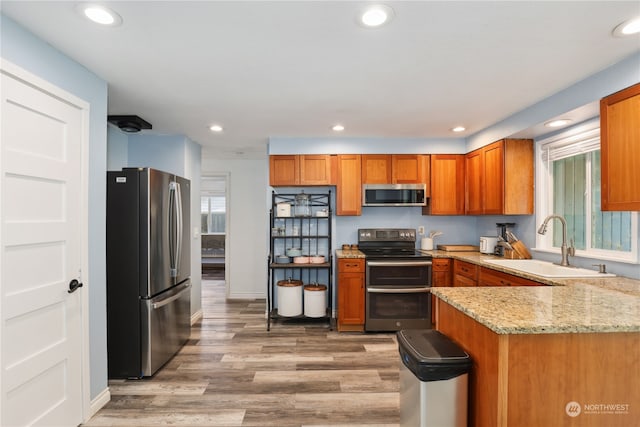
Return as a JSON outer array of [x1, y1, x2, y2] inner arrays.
[[367, 287, 431, 294]]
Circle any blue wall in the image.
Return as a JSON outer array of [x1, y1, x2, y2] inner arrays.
[[269, 52, 640, 280], [473, 52, 640, 279], [1, 14, 109, 399], [128, 134, 191, 176], [107, 128, 204, 316]]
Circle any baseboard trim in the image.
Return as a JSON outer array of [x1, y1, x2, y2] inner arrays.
[[228, 292, 265, 299], [191, 309, 203, 325], [89, 386, 111, 419]]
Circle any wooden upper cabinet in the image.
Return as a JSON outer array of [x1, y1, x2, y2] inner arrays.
[[336, 154, 362, 216], [269, 155, 332, 186], [465, 139, 532, 215], [361, 155, 392, 183], [424, 154, 465, 215], [269, 155, 298, 186], [362, 154, 429, 185], [299, 155, 332, 185], [600, 83, 640, 211], [483, 142, 506, 214], [465, 150, 483, 215], [392, 154, 428, 184]]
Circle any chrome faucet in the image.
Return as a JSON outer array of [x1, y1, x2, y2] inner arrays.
[[537, 214, 575, 266]]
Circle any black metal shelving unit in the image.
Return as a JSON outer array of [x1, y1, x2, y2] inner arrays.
[[267, 191, 332, 331]]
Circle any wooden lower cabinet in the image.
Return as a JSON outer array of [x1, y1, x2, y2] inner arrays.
[[478, 266, 542, 287], [337, 259, 365, 331], [431, 258, 452, 325], [453, 259, 478, 287], [437, 300, 639, 427]]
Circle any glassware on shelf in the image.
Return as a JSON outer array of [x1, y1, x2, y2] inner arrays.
[[294, 192, 310, 217]]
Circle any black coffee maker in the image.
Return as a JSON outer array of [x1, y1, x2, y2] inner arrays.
[[495, 222, 515, 256]]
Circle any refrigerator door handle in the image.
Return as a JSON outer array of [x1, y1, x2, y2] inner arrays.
[[151, 281, 191, 309], [175, 181, 183, 277], [168, 181, 179, 278]]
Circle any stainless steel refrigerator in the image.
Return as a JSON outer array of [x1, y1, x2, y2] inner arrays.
[[106, 167, 191, 378]]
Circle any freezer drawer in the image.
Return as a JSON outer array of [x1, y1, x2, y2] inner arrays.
[[141, 280, 191, 376]]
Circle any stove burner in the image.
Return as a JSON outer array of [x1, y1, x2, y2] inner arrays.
[[358, 228, 431, 259], [359, 248, 424, 257]]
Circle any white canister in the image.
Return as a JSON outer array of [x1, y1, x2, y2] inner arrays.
[[304, 284, 327, 318], [276, 203, 291, 217], [480, 236, 498, 254], [421, 237, 434, 250], [277, 279, 303, 316]]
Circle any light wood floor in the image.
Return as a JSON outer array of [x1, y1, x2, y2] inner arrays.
[[84, 279, 400, 426]]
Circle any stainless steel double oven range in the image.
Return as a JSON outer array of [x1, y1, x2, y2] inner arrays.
[[358, 228, 433, 332]]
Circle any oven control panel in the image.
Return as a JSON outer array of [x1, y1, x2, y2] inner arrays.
[[358, 228, 416, 242]]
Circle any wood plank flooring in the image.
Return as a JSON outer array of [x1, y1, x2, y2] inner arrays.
[[83, 279, 400, 426]]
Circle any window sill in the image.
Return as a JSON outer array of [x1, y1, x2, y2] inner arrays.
[[531, 247, 639, 265]]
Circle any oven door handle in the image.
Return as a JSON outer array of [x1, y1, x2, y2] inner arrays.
[[367, 287, 431, 294], [366, 261, 432, 267]]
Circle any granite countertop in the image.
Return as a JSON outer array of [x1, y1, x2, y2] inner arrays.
[[422, 249, 640, 293], [426, 249, 640, 334], [432, 285, 640, 334], [335, 249, 365, 259], [337, 247, 640, 334]]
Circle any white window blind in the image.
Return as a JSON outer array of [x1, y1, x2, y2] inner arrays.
[[541, 127, 600, 162]]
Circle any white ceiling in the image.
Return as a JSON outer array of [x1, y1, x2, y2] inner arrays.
[[2, 1, 639, 159]]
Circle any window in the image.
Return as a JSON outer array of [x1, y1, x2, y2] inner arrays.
[[201, 195, 225, 234], [201, 176, 227, 235], [537, 120, 638, 262]]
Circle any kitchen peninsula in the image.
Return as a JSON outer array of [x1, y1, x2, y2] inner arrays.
[[432, 282, 640, 427]]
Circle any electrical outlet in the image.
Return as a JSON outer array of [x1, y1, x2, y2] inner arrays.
[[418, 226, 425, 235]]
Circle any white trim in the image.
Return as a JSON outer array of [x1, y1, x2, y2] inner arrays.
[[201, 172, 231, 297], [0, 59, 93, 423], [89, 387, 111, 418], [227, 291, 265, 299], [535, 119, 639, 264], [190, 309, 203, 325]]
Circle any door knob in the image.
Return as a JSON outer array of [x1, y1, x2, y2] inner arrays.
[[68, 279, 83, 293]]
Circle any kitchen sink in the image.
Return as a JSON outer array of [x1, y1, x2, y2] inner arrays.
[[484, 259, 616, 278]]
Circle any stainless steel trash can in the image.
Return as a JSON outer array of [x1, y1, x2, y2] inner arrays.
[[398, 330, 472, 427]]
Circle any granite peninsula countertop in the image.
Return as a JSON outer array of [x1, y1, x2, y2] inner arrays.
[[336, 248, 640, 334], [432, 285, 640, 334]]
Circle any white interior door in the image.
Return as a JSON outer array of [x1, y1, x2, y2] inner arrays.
[[1, 62, 88, 426]]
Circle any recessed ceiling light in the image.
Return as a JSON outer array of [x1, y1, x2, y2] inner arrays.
[[77, 3, 122, 26], [544, 119, 572, 128], [359, 5, 394, 28], [332, 124, 345, 132], [612, 16, 640, 37], [451, 126, 466, 133], [209, 124, 223, 132]]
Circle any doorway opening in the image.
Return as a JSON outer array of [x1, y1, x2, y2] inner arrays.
[[201, 175, 228, 281]]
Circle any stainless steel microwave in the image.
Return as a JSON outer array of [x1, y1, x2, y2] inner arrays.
[[362, 184, 427, 207]]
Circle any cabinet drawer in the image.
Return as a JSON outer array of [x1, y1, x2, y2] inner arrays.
[[338, 258, 365, 273], [453, 260, 478, 279], [453, 274, 477, 287], [479, 267, 541, 287], [432, 258, 451, 272]]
